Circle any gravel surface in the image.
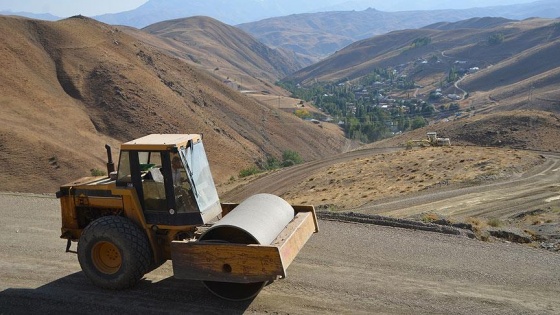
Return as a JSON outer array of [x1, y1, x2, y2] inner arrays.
[[1, 193, 559, 314]]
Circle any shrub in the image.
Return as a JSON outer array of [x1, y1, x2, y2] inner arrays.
[[420, 213, 440, 223], [411, 37, 431, 48], [239, 167, 261, 178], [488, 33, 504, 45], [238, 150, 303, 177], [282, 150, 303, 167], [265, 156, 281, 170], [90, 168, 106, 176], [294, 108, 312, 119]]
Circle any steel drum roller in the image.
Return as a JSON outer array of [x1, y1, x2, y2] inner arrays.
[[199, 193, 295, 300], [200, 193, 295, 244]]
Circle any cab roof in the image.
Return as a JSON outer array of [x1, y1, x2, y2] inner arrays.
[[120, 134, 202, 151]]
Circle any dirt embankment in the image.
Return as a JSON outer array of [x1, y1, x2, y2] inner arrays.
[[221, 145, 560, 251]]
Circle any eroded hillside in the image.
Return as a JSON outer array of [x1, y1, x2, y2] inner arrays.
[[140, 16, 309, 94], [0, 15, 347, 193]]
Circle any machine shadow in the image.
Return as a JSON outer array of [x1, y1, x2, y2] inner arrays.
[[0, 271, 253, 314]]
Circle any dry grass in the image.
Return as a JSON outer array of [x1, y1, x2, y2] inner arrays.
[[281, 146, 543, 209]]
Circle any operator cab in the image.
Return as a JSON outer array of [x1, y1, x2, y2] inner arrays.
[[115, 134, 222, 226]]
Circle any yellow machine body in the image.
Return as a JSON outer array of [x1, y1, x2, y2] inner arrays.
[[57, 134, 318, 300]]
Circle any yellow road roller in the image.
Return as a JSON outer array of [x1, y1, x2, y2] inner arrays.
[[56, 134, 318, 300]]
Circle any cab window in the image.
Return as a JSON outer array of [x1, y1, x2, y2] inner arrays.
[[116, 151, 131, 184]]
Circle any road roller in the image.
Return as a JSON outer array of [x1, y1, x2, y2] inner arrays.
[[56, 134, 318, 300]]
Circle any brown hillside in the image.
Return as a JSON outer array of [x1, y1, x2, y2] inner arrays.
[[140, 16, 307, 94], [237, 8, 527, 59], [0, 15, 347, 194], [424, 17, 514, 30]]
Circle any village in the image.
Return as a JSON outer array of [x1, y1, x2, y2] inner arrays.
[[285, 54, 481, 143]]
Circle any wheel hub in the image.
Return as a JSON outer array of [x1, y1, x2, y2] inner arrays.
[[91, 241, 122, 274]]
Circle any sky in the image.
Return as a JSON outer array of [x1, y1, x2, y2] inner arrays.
[[0, 0, 148, 16], [0, 0, 537, 17]]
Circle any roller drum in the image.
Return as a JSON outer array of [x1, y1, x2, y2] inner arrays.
[[200, 193, 295, 245], [199, 193, 295, 301]]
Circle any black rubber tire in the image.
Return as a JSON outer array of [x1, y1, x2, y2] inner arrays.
[[77, 216, 152, 290], [203, 281, 266, 301]]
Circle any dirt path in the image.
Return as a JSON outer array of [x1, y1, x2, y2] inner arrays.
[[221, 147, 401, 203], [1, 193, 559, 314], [355, 152, 560, 219]]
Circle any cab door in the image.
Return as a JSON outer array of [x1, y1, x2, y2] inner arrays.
[[140, 150, 202, 226]]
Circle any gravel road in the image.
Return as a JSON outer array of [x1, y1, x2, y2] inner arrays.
[[1, 193, 559, 314]]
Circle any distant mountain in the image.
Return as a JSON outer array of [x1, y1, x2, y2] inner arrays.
[[3, 0, 559, 63], [92, 0, 551, 28], [0, 10, 58, 21], [319, 0, 539, 11], [1, 1, 544, 27], [238, 0, 560, 59], [285, 17, 560, 111], [93, 0, 356, 28]]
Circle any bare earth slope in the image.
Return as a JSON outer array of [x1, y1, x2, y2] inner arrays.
[[141, 16, 309, 94], [0, 15, 346, 193]]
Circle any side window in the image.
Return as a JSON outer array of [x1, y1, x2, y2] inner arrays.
[[142, 151, 166, 211], [183, 141, 220, 213], [116, 151, 131, 184]]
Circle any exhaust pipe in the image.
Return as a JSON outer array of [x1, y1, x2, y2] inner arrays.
[[105, 144, 115, 177]]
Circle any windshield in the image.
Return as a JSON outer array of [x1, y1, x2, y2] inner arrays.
[[178, 140, 220, 215]]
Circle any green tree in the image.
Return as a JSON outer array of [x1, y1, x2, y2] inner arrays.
[[411, 116, 427, 130], [449, 103, 461, 111], [448, 67, 458, 83]]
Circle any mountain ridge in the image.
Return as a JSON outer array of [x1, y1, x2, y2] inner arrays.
[[238, 0, 560, 59]]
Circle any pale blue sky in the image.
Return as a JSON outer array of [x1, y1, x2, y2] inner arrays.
[[0, 0, 537, 17], [0, 0, 148, 16]]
